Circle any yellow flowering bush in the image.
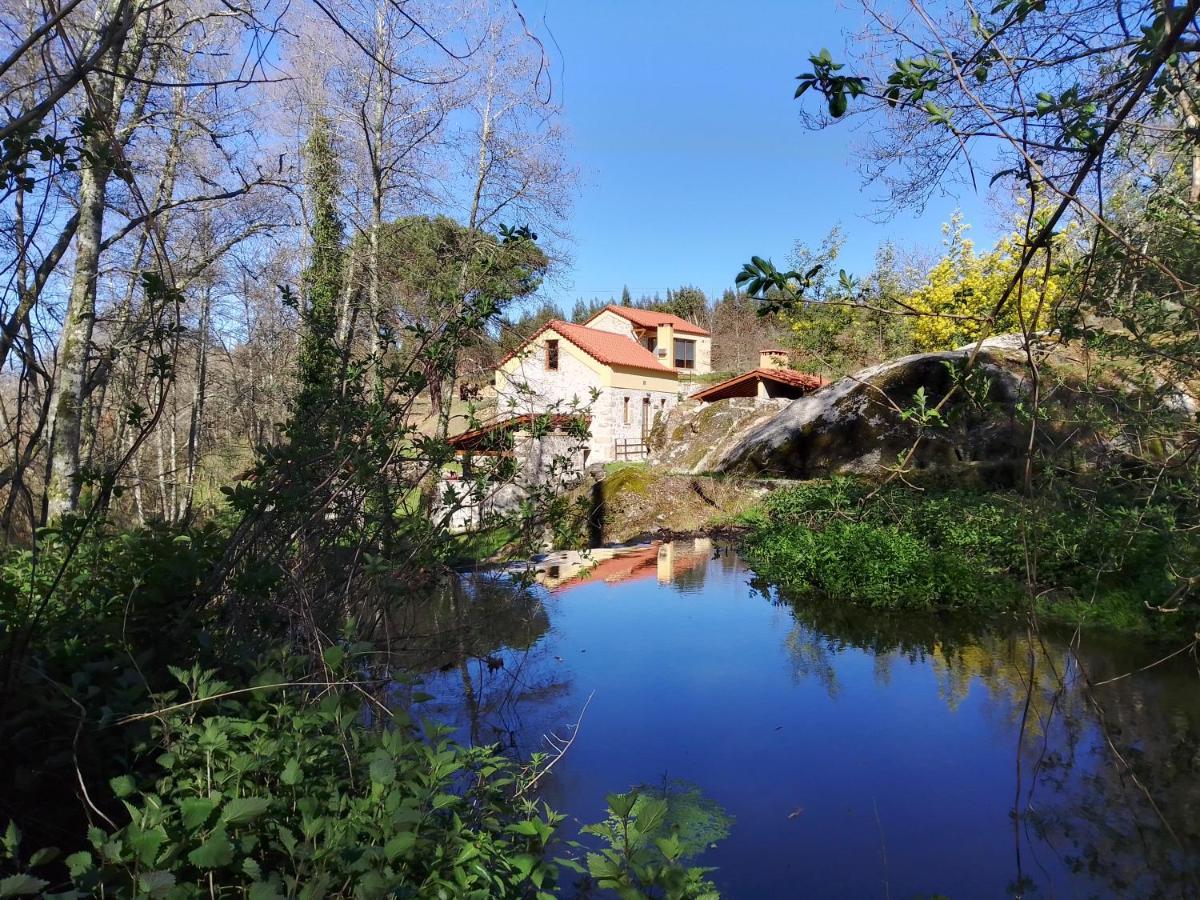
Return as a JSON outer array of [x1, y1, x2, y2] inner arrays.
[[907, 218, 1062, 351]]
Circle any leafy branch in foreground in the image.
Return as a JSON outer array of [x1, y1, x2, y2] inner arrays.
[[1, 654, 731, 898]]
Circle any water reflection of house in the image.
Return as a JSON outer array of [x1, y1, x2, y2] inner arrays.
[[535, 538, 713, 593]]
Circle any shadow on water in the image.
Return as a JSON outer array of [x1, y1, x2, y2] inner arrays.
[[587, 480, 604, 548], [382, 539, 1200, 898]]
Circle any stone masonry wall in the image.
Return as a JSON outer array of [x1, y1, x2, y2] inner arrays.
[[591, 387, 677, 462], [497, 337, 599, 417], [585, 309, 638, 340], [498, 335, 679, 463]]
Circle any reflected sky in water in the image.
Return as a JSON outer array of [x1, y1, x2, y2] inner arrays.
[[412, 541, 1200, 898]]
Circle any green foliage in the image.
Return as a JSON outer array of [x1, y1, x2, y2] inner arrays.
[[749, 519, 1000, 612], [298, 113, 345, 403], [1, 117, 84, 194], [734, 256, 823, 317], [746, 478, 1193, 632], [738, 232, 915, 376], [0, 519, 732, 898], [793, 48, 865, 118], [575, 781, 731, 900], [12, 659, 564, 898], [378, 215, 549, 343], [1061, 162, 1200, 394], [2, 654, 734, 897]]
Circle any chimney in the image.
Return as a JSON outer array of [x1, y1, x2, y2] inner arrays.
[[656, 322, 675, 365], [760, 348, 789, 369]]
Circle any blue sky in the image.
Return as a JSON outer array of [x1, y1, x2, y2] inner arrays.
[[539, 0, 1000, 308]]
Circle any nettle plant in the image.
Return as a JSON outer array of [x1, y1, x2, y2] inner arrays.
[[567, 781, 732, 900], [4, 655, 564, 899], [2, 655, 733, 899]]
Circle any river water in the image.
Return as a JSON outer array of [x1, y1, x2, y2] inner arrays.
[[398, 539, 1200, 898]]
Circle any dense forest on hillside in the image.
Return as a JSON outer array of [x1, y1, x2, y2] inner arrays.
[[1, 0, 1199, 896]]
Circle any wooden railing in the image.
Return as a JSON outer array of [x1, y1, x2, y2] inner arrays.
[[615, 439, 649, 460]]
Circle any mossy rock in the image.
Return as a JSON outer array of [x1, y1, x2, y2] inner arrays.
[[601, 464, 655, 501], [655, 399, 789, 474], [718, 350, 1035, 478]]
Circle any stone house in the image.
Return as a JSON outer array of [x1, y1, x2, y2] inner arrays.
[[440, 413, 588, 532], [581, 305, 712, 375], [438, 308, 710, 531], [493, 313, 710, 464]]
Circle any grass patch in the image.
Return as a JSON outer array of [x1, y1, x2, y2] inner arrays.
[[446, 523, 520, 565]]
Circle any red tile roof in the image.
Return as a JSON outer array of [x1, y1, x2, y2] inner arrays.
[[588, 304, 710, 336], [549, 541, 713, 594], [553, 546, 660, 593], [692, 367, 829, 402], [502, 320, 673, 374], [447, 413, 589, 452]]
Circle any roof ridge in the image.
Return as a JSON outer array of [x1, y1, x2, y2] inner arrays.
[[499, 318, 674, 374], [589, 304, 710, 336]]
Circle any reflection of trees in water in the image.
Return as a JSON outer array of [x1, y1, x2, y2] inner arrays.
[[781, 626, 842, 697], [366, 574, 573, 756], [445, 642, 572, 754], [1025, 642, 1200, 898], [753, 575, 1200, 896], [367, 573, 551, 670]]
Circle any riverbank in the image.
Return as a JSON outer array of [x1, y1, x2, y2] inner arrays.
[[560, 464, 1197, 639], [0, 520, 726, 896]]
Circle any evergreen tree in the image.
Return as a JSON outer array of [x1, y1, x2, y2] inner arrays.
[[620, 285, 632, 306]]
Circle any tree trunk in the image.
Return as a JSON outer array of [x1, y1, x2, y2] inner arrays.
[[84, 79, 185, 472], [44, 3, 149, 519], [45, 131, 111, 518], [184, 277, 212, 516]]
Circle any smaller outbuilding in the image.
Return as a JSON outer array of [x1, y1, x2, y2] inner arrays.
[[692, 350, 828, 403]]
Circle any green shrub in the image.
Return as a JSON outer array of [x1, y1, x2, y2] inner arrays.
[[573, 782, 730, 900], [2, 652, 731, 898], [4, 656, 561, 899], [748, 520, 1005, 611], [744, 477, 1197, 632], [0, 517, 734, 899]]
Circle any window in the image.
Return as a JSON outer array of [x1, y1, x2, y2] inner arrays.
[[545, 339, 559, 370], [623, 397, 630, 425], [674, 338, 696, 369]]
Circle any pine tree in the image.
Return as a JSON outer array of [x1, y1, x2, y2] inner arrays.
[[620, 285, 632, 306]]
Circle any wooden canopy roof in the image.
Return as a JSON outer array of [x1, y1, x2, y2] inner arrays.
[[692, 367, 828, 403]]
